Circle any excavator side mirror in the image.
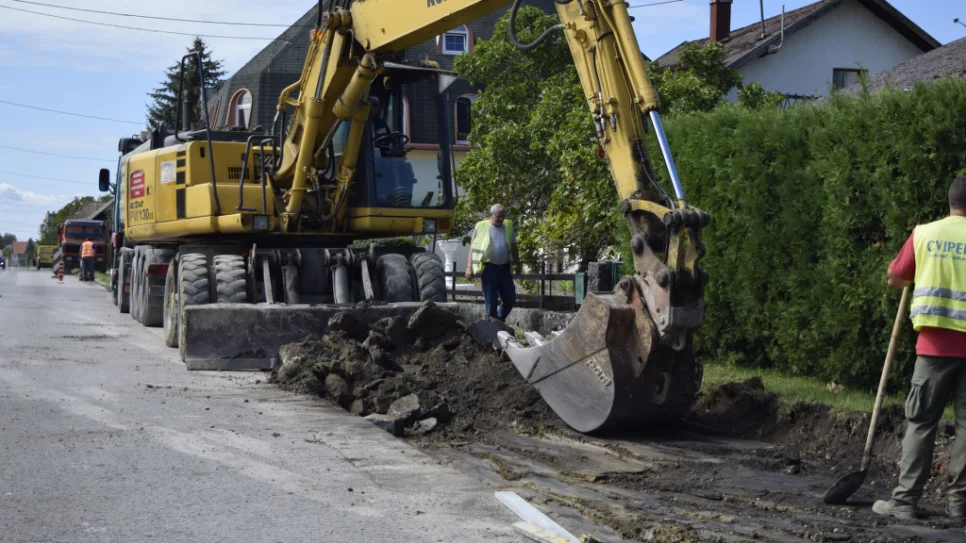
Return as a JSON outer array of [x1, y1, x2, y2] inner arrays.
[[98, 169, 111, 192]]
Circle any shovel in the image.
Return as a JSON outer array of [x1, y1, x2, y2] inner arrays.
[[823, 286, 911, 505]]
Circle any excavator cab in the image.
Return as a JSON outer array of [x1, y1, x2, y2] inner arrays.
[[344, 64, 454, 214]]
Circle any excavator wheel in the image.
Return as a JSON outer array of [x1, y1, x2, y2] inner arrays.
[[142, 249, 174, 327], [376, 254, 415, 303], [178, 253, 210, 363], [214, 255, 249, 303], [130, 251, 144, 323], [163, 259, 178, 348], [410, 252, 446, 302], [117, 248, 133, 314]]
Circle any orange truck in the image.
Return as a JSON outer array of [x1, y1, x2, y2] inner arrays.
[[58, 220, 108, 273]]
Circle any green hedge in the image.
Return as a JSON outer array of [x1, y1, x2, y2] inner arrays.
[[648, 80, 966, 387]]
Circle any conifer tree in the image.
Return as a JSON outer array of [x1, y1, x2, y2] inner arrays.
[[146, 37, 226, 129]]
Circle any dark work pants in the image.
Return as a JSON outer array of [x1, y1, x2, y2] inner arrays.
[[892, 355, 966, 507], [481, 263, 515, 321], [81, 257, 94, 281]]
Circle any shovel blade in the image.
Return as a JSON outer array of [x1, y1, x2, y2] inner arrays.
[[822, 469, 868, 504]]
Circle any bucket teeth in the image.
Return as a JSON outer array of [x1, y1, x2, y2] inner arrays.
[[524, 331, 548, 347], [496, 330, 518, 350]]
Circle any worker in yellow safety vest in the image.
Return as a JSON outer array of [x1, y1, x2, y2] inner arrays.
[[465, 204, 521, 322], [80, 238, 96, 283], [874, 174, 966, 521]]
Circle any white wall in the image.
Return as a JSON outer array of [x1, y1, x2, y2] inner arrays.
[[730, 0, 925, 99]]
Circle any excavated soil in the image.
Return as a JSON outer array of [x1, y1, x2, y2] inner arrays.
[[273, 303, 962, 542]]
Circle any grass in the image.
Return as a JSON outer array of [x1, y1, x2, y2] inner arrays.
[[94, 271, 110, 286], [702, 363, 955, 421]]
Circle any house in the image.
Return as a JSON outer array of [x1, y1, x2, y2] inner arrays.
[[10, 241, 27, 267], [841, 36, 966, 95], [655, 0, 939, 102], [71, 200, 113, 222], [206, 1, 558, 168]]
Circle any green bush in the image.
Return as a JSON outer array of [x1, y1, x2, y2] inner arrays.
[[646, 79, 966, 388]]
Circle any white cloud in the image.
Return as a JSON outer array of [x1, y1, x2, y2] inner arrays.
[[0, 1, 312, 73], [0, 183, 66, 206]]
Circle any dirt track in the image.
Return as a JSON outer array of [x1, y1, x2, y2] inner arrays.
[[274, 304, 963, 542]]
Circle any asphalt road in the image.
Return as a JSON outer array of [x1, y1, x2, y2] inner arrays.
[[0, 268, 516, 543]]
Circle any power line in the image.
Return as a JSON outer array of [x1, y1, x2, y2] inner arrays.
[[629, 0, 684, 8], [0, 170, 97, 187], [0, 4, 278, 40], [11, 0, 292, 27], [0, 99, 140, 126], [0, 144, 114, 162]]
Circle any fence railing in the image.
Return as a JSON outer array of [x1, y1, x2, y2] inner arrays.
[[444, 263, 576, 311]]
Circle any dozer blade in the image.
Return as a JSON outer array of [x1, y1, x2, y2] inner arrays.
[[180, 302, 460, 371], [499, 291, 702, 433]]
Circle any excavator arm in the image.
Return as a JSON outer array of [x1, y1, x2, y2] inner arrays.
[[273, 0, 708, 431]]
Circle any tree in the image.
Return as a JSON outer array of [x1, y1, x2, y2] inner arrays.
[[39, 197, 95, 246], [0, 233, 16, 249], [146, 37, 226, 129], [644, 42, 741, 116], [452, 9, 751, 267], [23, 239, 36, 268]]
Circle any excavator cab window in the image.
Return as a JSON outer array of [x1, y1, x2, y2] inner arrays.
[[345, 66, 453, 211]]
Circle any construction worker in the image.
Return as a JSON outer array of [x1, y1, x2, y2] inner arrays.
[[874, 174, 966, 520], [80, 238, 95, 282], [465, 204, 520, 321]]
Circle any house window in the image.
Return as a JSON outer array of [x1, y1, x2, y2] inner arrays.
[[228, 89, 253, 128], [455, 95, 475, 144], [441, 25, 469, 55], [832, 68, 865, 90]]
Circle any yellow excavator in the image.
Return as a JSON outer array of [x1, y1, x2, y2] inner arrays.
[[99, 0, 708, 433]]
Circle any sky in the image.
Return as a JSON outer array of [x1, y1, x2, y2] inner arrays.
[[0, 0, 962, 242]]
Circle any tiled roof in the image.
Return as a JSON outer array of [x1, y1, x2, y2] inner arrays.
[[841, 37, 966, 95], [655, 0, 938, 70], [11, 241, 27, 255]]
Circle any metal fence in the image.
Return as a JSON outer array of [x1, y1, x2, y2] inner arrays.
[[444, 263, 576, 311]]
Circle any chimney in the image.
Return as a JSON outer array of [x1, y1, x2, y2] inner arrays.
[[709, 0, 733, 42]]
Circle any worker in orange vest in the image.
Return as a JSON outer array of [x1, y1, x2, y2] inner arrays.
[[80, 238, 96, 282]]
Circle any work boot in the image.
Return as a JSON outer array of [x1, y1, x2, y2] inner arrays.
[[873, 499, 923, 520], [946, 502, 966, 519]]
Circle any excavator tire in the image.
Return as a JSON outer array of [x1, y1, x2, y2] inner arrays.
[[214, 255, 249, 303], [163, 259, 178, 348], [117, 248, 133, 314], [130, 251, 144, 323], [178, 253, 210, 363], [376, 254, 415, 303], [142, 249, 174, 327], [410, 252, 446, 302]]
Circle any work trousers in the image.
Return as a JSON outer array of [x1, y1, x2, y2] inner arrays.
[[81, 257, 95, 282], [480, 263, 515, 321], [892, 355, 966, 507]]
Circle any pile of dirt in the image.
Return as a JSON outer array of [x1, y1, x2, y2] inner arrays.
[[688, 377, 955, 499], [273, 302, 560, 439]]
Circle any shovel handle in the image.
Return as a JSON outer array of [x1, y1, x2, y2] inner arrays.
[[861, 286, 911, 471]]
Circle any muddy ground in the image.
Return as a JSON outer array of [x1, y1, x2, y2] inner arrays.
[[273, 302, 962, 542]]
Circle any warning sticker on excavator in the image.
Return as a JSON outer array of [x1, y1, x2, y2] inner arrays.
[[130, 170, 145, 199], [160, 161, 176, 184]]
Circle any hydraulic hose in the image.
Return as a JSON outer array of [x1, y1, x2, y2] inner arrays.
[[508, 0, 572, 51]]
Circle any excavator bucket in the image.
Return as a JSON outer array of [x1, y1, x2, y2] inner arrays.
[[497, 290, 702, 434]]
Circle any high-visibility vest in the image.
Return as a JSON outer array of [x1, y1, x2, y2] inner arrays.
[[470, 219, 514, 273], [910, 216, 966, 333], [81, 241, 95, 258]]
